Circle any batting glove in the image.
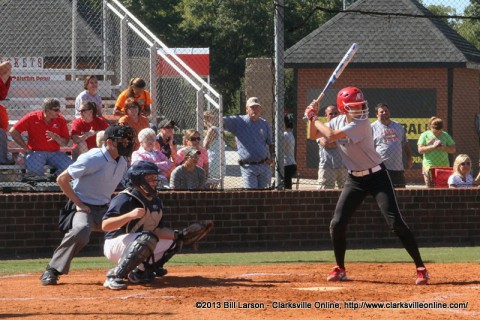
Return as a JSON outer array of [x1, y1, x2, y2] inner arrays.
[[305, 107, 318, 122]]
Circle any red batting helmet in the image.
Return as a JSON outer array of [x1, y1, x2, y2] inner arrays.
[[337, 87, 369, 120]]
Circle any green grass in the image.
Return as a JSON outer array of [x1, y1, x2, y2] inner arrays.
[[0, 247, 477, 276]]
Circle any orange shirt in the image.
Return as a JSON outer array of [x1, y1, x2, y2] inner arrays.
[[118, 115, 150, 150], [115, 89, 151, 114]]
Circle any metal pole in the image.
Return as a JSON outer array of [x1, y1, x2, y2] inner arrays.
[[71, 0, 77, 75], [150, 44, 158, 126], [274, 0, 285, 189], [120, 16, 128, 89]]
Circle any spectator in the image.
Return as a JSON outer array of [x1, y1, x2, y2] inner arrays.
[[113, 78, 151, 117], [132, 128, 174, 187], [118, 98, 150, 151], [40, 124, 135, 286], [203, 111, 225, 179], [223, 97, 274, 189], [0, 61, 12, 100], [283, 113, 297, 189], [0, 103, 14, 164], [71, 101, 109, 161], [74, 75, 103, 118], [316, 105, 346, 189], [371, 103, 413, 188], [156, 119, 177, 162], [169, 146, 206, 190], [96, 130, 106, 147], [0, 62, 13, 165], [417, 117, 456, 187], [448, 154, 478, 188], [176, 129, 209, 177], [9, 98, 72, 177]]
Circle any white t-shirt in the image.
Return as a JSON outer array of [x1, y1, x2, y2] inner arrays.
[[447, 174, 473, 187]]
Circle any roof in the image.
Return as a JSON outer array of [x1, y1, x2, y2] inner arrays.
[[285, 0, 480, 68], [0, 0, 103, 58]]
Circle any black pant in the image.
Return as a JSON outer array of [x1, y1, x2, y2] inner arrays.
[[329, 166, 424, 269], [387, 170, 406, 188], [284, 164, 297, 189]]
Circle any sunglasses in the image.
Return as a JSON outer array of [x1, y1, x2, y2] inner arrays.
[[189, 137, 201, 141], [162, 126, 174, 130], [460, 162, 471, 166], [79, 109, 91, 113], [327, 112, 338, 116]]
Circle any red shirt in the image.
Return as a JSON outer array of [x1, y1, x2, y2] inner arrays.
[[0, 76, 11, 100], [0, 104, 8, 131], [13, 110, 70, 152], [71, 117, 109, 150]]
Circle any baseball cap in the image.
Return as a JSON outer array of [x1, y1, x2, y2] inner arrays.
[[104, 124, 135, 140], [184, 146, 201, 158], [158, 119, 175, 129], [246, 97, 262, 108]]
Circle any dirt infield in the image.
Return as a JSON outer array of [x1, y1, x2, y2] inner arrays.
[[1, 263, 479, 319]]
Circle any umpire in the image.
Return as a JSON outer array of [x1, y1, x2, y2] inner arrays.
[[40, 124, 135, 285]]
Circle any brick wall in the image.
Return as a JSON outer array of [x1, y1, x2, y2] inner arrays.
[[1, 189, 479, 258]]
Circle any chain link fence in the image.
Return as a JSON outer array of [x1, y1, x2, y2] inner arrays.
[[0, 0, 478, 192]]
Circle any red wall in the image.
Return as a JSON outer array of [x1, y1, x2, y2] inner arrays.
[[1, 189, 479, 258]]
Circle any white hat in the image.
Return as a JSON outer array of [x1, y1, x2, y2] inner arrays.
[[246, 97, 262, 108]]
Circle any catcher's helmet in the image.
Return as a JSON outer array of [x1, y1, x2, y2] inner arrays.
[[127, 161, 159, 197], [337, 87, 369, 120]]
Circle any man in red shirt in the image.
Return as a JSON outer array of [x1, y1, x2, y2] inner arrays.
[[0, 61, 13, 164], [9, 98, 73, 176]]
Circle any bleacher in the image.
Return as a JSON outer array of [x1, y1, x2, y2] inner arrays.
[[0, 69, 118, 192]]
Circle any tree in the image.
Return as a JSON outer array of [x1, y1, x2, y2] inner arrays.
[[424, 4, 459, 29], [175, 0, 340, 114], [455, 0, 480, 49], [117, 0, 342, 113]]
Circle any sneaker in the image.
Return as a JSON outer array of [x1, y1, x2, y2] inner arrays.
[[154, 267, 168, 278], [128, 268, 155, 284], [104, 276, 128, 290], [416, 267, 429, 285], [40, 268, 60, 286], [327, 266, 347, 282]]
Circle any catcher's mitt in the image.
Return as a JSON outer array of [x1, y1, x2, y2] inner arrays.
[[175, 220, 214, 250]]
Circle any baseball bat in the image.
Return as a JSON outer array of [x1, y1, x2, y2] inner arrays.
[[303, 43, 358, 121]]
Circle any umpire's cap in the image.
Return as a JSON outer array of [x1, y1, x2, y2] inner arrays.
[[105, 124, 135, 141]]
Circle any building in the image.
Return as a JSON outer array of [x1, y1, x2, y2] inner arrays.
[[285, 0, 480, 184]]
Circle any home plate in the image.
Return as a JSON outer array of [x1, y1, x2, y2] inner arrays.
[[297, 287, 343, 291]]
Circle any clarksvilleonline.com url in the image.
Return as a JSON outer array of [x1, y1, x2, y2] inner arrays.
[[195, 301, 469, 310], [342, 301, 469, 310]]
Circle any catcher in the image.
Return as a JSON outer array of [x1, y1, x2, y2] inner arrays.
[[102, 160, 213, 290]]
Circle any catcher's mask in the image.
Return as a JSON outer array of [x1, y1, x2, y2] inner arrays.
[[127, 161, 159, 197], [105, 124, 135, 157]]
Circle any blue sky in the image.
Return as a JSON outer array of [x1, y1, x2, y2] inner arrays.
[[422, 0, 471, 14]]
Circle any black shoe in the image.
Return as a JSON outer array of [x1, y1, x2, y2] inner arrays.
[[154, 267, 168, 277], [128, 268, 155, 284], [40, 268, 61, 286]]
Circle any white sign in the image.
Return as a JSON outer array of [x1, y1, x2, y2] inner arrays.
[[1, 56, 44, 69]]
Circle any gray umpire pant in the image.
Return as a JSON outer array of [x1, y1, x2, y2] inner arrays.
[[48, 206, 106, 274]]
